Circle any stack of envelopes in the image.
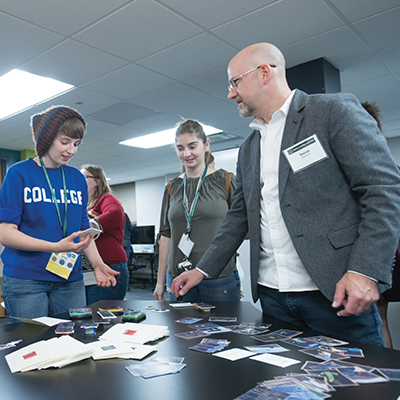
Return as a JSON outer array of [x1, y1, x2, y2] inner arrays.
[[5, 336, 94, 373], [98, 323, 169, 345]]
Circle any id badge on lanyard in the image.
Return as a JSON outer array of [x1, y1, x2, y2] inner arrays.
[[46, 252, 79, 279], [177, 166, 207, 259], [178, 234, 194, 258], [39, 157, 78, 280]]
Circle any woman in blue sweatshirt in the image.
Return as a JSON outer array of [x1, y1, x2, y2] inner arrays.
[[0, 106, 118, 319]]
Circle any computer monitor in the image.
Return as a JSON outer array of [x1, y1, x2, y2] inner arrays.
[[130, 225, 155, 245]]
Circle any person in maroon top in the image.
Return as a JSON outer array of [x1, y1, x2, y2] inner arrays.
[[81, 165, 128, 304]]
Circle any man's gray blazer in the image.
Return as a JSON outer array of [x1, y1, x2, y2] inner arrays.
[[197, 90, 400, 302]]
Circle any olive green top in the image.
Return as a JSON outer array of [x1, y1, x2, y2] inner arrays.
[[160, 169, 236, 278]]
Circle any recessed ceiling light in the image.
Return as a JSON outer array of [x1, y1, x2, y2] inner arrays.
[[119, 124, 222, 149], [0, 69, 74, 121]]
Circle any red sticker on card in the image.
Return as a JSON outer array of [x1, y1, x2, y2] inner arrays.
[[23, 351, 37, 360], [123, 330, 137, 336]]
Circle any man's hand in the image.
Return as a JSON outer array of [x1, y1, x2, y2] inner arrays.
[[93, 263, 120, 287], [332, 271, 379, 316], [171, 269, 205, 297]]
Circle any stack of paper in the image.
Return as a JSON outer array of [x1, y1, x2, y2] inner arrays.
[[88, 340, 157, 360], [98, 323, 169, 345], [5, 336, 94, 373], [49, 336, 95, 368], [6, 340, 63, 373]]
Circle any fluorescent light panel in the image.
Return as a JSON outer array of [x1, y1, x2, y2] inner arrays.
[[120, 124, 222, 149], [0, 69, 74, 121]]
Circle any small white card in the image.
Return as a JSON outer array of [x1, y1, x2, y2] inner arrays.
[[244, 344, 290, 354], [212, 348, 256, 361], [178, 233, 194, 258], [283, 134, 328, 173], [250, 353, 301, 368], [169, 302, 194, 308]]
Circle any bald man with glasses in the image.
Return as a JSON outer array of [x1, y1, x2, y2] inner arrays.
[[172, 42, 400, 346]]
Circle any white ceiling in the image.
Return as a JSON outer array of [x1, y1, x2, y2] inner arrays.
[[0, 0, 399, 185]]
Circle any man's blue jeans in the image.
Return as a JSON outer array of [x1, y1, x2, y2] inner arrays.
[[258, 285, 384, 347], [2, 275, 86, 320], [167, 269, 241, 303]]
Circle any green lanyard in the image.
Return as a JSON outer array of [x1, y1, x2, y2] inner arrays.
[[39, 157, 68, 238], [182, 166, 207, 237]]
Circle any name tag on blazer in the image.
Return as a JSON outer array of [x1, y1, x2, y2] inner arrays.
[[283, 134, 328, 173]]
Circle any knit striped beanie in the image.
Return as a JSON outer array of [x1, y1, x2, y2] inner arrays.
[[31, 106, 86, 157]]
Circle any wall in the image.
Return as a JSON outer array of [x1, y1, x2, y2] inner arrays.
[[111, 182, 136, 224], [0, 148, 20, 169], [135, 176, 167, 230]]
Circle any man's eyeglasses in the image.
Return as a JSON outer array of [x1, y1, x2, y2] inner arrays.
[[228, 64, 276, 92]]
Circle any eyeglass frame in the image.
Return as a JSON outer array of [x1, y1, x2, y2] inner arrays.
[[228, 64, 276, 91], [84, 175, 96, 179]]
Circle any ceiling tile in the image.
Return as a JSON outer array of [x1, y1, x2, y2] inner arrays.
[[159, 0, 275, 29], [336, 53, 389, 86], [83, 142, 140, 158], [0, 13, 63, 67], [84, 118, 119, 134], [0, 135, 35, 151], [71, 136, 115, 153], [0, 0, 132, 35], [89, 126, 140, 143], [186, 67, 229, 100], [383, 119, 400, 137], [0, 113, 31, 140], [229, 126, 254, 139], [207, 112, 251, 135], [382, 107, 400, 123], [32, 87, 122, 117], [384, 128, 400, 138], [353, 7, 400, 51], [123, 114, 183, 136], [81, 64, 176, 100], [210, 137, 244, 152], [344, 75, 400, 110], [20, 40, 128, 85], [87, 102, 159, 125], [73, 0, 203, 62], [0, 65, 11, 76], [282, 27, 370, 69], [166, 98, 236, 124], [330, 0, 400, 22], [137, 33, 236, 81], [211, 0, 344, 49], [68, 152, 112, 169], [130, 83, 213, 113], [377, 45, 400, 73]]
